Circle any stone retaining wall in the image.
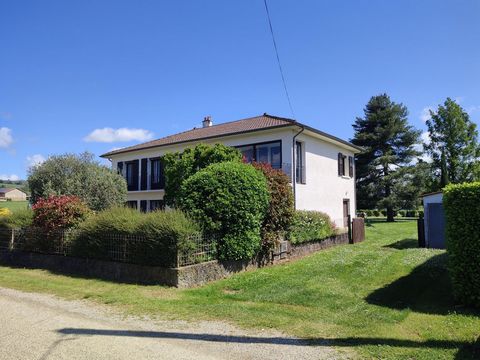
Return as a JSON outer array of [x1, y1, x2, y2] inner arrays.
[[0, 233, 351, 288]]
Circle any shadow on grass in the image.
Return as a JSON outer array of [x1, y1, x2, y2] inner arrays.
[[383, 238, 419, 249], [366, 253, 479, 317], [57, 328, 480, 359]]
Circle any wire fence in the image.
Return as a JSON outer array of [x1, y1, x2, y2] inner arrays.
[[0, 228, 217, 268]]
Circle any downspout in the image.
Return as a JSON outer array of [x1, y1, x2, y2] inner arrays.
[[292, 125, 305, 209]]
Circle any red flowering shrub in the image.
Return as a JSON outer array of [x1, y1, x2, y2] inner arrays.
[[252, 163, 294, 250], [32, 195, 91, 232]]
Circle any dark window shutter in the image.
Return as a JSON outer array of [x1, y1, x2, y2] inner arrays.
[[348, 156, 354, 177], [117, 161, 124, 175], [140, 200, 148, 212], [338, 153, 343, 176], [132, 160, 139, 191], [141, 158, 148, 190]]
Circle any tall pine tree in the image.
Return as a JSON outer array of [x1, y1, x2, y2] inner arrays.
[[352, 94, 421, 222], [424, 98, 480, 190]]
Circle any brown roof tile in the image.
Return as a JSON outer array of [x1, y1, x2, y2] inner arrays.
[[100, 113, 361, 157]]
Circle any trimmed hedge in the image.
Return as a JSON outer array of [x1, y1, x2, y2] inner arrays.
[[178, 162, 269, 260], [288, 210, 336, 244], [71, 207, 201, 267], [443, 182, 480, 307]]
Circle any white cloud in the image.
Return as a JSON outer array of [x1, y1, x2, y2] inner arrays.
[[83, 128, 154, 143], [0, 174, 20, 181], [26, 154, 46, 168], [0, 127, 13, 148], [420, 131, 431, 145], [420, 107, 434, 123]]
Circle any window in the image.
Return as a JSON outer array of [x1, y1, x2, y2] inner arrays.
[[150, 199, 165, 211], [150, 158, 165, 190], [126, 201, 138, 209], [295, 141, 305, 184], [125, 160, 139, 191], [338, 153, 347, 177], [236, 141, 281, 169], [140, 200, 148, 213]]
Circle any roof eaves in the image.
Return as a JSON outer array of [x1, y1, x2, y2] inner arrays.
[[100, 122, 293, 158]]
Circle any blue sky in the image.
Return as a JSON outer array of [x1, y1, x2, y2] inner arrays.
[[1, 0, 479, 180]]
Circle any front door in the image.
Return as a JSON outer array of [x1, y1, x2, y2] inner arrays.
[[343, 199, 350, 227], [427, 203, 445, 249]]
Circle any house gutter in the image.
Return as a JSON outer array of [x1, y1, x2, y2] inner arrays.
[[292, 125, 305, 209]]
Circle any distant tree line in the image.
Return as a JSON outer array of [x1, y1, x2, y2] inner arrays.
[[352, 94, 480, 222]]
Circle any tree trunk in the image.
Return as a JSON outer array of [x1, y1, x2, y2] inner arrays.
[[386, 207, 395, 222]]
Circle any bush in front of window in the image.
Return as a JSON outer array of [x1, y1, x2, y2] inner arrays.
[[162, 143, 242, 207], [252, 162, 294, 251], [178, 162, 269, 261], [288, 210, 336, 245], [443, 182, 480, 307], [71, 206, 201, 268]]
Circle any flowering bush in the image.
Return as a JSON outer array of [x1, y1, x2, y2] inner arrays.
[[288, 210, 336, 244], [0, 208, 12, 217], [32, 195, 91, 232]]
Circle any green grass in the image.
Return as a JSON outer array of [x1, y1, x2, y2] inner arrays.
[[0, 200, 29, 213], [0, 220, 478, 359]]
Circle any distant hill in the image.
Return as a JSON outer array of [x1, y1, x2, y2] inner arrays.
[[0, 180, 29, 195]]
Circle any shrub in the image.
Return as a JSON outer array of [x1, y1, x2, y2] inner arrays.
[[380, 209, 387, 216], [28, 152, 127, 211], [418, 210, 424, 218], [162, 144, 242, 207], [443, 182, 480, 307], [365, 209, 373, 217], [71, 207, 201, 267], [372, 210, 380, 217], [178, 162, 269, 260], [252, 163, 294, 250], [32, 195, 91, 233], [0, 208, 12, 217], [288, 210, 336, 244], [0, 208, 34, 229]]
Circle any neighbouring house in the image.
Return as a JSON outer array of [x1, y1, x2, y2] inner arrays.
[[0, 188, 27, 201], [421, 191, 445, 249], [101, 114, 362, 228]]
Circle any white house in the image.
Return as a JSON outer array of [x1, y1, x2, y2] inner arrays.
[[101, 114, 362, 228]]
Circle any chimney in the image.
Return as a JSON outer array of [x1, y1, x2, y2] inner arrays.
[[202, 116, 212, 128]]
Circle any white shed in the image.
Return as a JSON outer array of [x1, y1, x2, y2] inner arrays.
[[422, 191, 445, 249]]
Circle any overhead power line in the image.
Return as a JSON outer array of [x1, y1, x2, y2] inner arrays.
[[263, 0, 296, 119]]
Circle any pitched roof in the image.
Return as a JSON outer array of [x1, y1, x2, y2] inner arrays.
[[101, 113, 361, 157], [0, 188, 15, 193]]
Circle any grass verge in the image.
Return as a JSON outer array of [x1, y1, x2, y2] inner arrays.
[[0, 220, 478, 359]]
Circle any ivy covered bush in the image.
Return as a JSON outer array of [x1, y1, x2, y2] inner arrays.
[[443, 182, 480, 307], [71, 207, 201, 267], [178, 162, 269, 260], [288, 210, 336, 244], [252, 163, 294, 250]]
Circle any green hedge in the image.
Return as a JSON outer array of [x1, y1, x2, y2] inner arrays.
[[0, 208, 33, 229], [288, 210, 336, 244], [71, 207, 201, 267], [443, 182, 480, 307], [178, 162, 269, 261]]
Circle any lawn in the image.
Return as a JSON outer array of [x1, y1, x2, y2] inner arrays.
[[0, 200, 29, 213], [0, 220, 478, 359]]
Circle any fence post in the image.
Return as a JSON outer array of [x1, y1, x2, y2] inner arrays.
[[348, 215, 352, 244], [9, 229, 15, 251]]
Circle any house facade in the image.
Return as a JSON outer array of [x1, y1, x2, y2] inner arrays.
[[101, 114, 362, 228], [0, 188, 27, 201]]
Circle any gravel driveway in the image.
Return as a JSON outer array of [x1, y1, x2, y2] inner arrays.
[[0, 287, 350, 360]]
